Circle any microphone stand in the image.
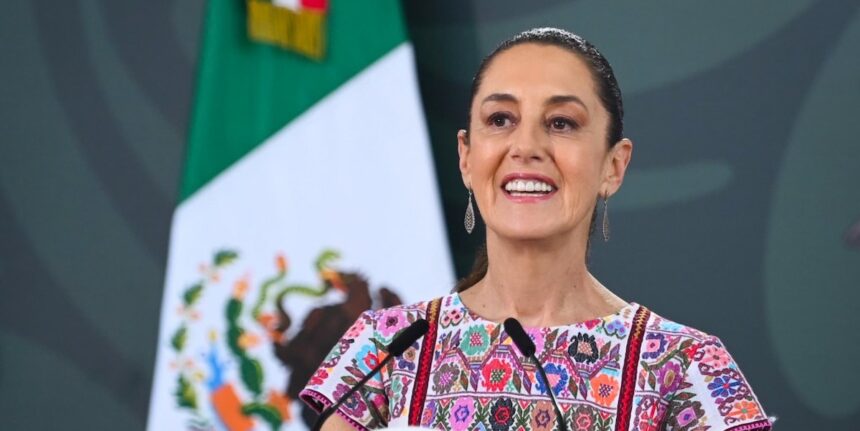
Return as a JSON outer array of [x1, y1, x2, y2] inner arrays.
[[311, 319, 429, 431], [311, 354, 395, 431], [504, 318, 568, 431], [530, 353, 568, 431]]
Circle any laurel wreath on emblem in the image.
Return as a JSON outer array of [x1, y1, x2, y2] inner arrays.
[[168, 249, 402, 430]]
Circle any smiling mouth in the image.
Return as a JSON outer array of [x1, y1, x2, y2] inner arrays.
[[502, 179, 556, 197]]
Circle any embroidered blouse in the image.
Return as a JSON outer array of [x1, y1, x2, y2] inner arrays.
[[299, 293, 772, 431]]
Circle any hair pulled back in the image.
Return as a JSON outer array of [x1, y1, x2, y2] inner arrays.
[[455, 27, 625, 293]]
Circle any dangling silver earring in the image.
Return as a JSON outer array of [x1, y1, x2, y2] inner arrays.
[[602, 192, 610, 242], [464, 188, 475, 234]]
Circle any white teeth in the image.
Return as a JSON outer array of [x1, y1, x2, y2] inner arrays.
[[503, 179, 555, 193]]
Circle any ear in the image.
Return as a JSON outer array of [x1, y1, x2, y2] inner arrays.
[[457, 129, 472, 188], [602, 138, 633, 196]]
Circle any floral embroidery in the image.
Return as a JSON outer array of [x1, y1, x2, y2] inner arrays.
[[451, 397, 476, 431], [699, 343, 731, 369], [378, 309, 409, 337], [482, 358, 513, 392], [708, 375, 743, 398], [390, 375, 409, 418], [572, 405, 595, 431], [320, 337, 352, 368], [460, 324, 490, 356], [658, 319, 684, 332], [344, 318, 365, 339], [529, 401, 554, 430], [667, 399, 705, 431], [589, 373, 620, 407], [433, 362, 462, 394], [308, 368, 328, 386], [568, 333, 599, 363], [604, 318, 628, 337], [396, 340, 418, 371], [421, 399, 437, 427], [535, 363, 569, 396], [728, 399, 761, 420], [634, 397, 666, 431], [657, 361, 682, 397], [489, 397, 515, 431], [332, 383, 367, 418], [642, 332, 667, 359], [300, 294, 770, 431], [355, 345, 378, 374], [440, 307, 465, 327]]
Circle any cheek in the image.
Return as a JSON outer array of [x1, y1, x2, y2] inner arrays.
[[557, 153, 603, 205], [468, 142, 506, 187]]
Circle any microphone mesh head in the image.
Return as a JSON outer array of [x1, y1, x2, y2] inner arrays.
[[503, 318, 536, 357], [388, 319, 429, 356]]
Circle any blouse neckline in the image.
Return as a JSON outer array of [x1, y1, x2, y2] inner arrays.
[[452, 291, 639, 332]]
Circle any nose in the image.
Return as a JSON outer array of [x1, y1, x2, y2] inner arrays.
[[509, 120, 549, 163]]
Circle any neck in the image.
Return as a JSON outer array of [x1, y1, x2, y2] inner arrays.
[[462, 229, 626, 327]]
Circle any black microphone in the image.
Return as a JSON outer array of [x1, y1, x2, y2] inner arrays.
[[311, 319, 430, 431], [504, 318, 568, 431]]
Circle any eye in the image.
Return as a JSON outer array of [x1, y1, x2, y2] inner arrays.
[[488, 112, 514, 128], [548, 116, 578, 131]]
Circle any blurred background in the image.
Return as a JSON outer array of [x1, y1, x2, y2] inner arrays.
[[2, 0, 859, 430]]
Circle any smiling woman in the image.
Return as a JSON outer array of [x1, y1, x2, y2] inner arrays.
[[455, 28, 627, 292], [299, 28, 773, 431]]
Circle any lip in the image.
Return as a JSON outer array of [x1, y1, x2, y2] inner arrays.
[[500, 172, 558, 203], [500, 173, 558, 188]]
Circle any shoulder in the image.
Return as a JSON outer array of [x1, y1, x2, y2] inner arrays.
[[638, 305, 726, 361], [637, 305, 773, 429], [642, 306, 712, 342], [365, 294, 450, 320], [367, 295, 439, 318], [638, 306, 735, 376], [362, 293, 453, 337]]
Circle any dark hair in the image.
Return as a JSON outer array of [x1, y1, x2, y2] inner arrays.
[[455, 27, 624, 293]]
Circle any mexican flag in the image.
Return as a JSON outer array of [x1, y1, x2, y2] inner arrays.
[[146, 1, 454, 430]]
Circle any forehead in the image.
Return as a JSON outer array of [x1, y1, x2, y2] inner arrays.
[[477, 43, 598, 105]]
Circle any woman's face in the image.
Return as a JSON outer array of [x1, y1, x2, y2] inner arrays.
[[459, 43, 632, 243]]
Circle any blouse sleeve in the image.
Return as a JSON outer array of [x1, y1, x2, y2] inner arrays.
[[665, 335, 773, 431], [299, 310, 390, 430]]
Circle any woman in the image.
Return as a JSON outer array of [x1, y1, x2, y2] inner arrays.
[[300, 28, 772, 431]]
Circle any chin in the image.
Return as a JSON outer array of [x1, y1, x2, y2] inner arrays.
[[490, 223, 566, 242]]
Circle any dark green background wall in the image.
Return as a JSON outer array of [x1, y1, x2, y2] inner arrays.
[[1, 1, 858, 429]]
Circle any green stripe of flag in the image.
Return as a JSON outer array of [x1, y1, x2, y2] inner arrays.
[[181, 0, 408, 200]]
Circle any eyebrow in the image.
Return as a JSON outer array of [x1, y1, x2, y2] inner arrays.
[[546, 94, 588, 112], [481, 93, 518, 104], [481, 93, 588, 112]]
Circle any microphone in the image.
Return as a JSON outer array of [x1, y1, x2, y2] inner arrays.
[[311, 319, 430, 431], [504, 318, 568, 431]]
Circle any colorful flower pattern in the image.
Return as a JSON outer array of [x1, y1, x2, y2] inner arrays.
[[451, 396, 476, 431], [589, 373, 620, 407], [354, 345, 378, 374], [460, 324, 490, 357], [377, 309, 409, 338], [489, 397, 515, 431], [642, 332, 667, 360], [568, 333, 600, 364], [300, 294, 771, 430], [481, 358, 513, 392], [529, 401, 554, 430], [535, 363, 569, 396]]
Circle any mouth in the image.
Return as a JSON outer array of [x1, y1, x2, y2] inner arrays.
[[500, 173, 557, 200]]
